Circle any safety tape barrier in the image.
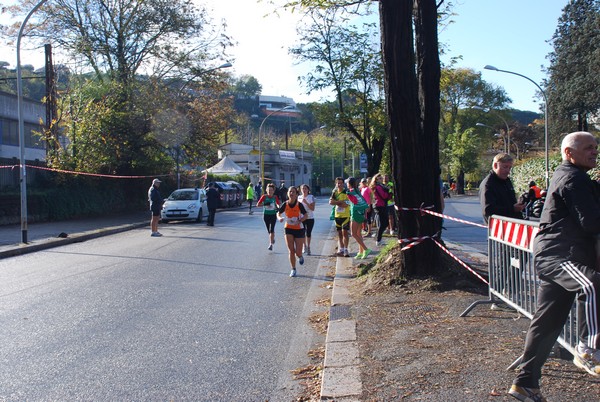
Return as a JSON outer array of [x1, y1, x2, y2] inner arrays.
[[393, 232, 488, 285], [386, 203, 488, 284], [433, 238, 489, 285], [396, 203, 487, 229], [421, 208, 488, 229], [0, 163, 168, 179]]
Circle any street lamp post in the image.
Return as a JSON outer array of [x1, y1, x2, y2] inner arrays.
[[476, 122, 506, 153], [484, 65, 549, 188], [473, 106, 511, 156], [16, 0, 49, 243], [493, 133, 507, 154], [258, 105, 293, 191]]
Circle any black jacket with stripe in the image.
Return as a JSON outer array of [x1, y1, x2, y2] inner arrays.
[[534, 161, 600, 273]]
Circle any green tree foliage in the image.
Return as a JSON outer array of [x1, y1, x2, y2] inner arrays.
[[230, 75, 262, 98], [4, 0, 232, 176], [0, 62, 46, 100], [546, 0, 600, 133], [438, 68, 510, 188], [444, 125, 481, 191], [440, 67, 510, 134], [290, 6, 386, 176], [4, 0, 229, 88]]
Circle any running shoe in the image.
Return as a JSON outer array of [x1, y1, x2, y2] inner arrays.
[[343, 250, 349, 257], [362, 249, 372, 258], [299, 256, 304, 265], [336, 250, 344, 257], [268, 244, 273, 251], [307, 247, 311, 255], [573, 343, 600, 376], [508, 385, 546, 402], [151, 232, 163, 237], [354, 252, 364, 259], [375, 240, 381, 247], [290, 269, 297, 277]]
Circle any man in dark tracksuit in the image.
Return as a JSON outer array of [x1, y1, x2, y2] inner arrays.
[[509, 132, 600, 402], [479, 153, 525, 224]]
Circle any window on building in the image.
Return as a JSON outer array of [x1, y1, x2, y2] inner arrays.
[[0, 118, 45, 149]]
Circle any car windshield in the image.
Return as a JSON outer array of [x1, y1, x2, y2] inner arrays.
[[168, 190, 198, 201]]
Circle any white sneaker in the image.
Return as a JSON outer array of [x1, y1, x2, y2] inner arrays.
[[574, 343, 600, 376], [376, 240, 381, 246]]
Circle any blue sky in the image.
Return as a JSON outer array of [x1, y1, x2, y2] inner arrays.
[[440, 0, 567, 113], [2, 0, 567, 113]]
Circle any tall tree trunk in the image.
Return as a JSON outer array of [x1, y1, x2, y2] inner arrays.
[[379, 0, 442, 276], [414, 0, 443, 273]]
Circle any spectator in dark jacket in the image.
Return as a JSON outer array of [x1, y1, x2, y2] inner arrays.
[[206, 182, 219, 226], [148, 178, 163, 237], [509, 132, 600, 401], [278, 182, 288, 203], [479, 153, 525, 224]]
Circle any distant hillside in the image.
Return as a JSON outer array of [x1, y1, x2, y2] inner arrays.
[[511, 109, 542, 125]]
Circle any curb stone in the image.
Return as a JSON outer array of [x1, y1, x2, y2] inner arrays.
[[0, 221, 147, 259], [320, 239, 488, 400]]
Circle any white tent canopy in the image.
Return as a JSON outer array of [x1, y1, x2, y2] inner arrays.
[[205, 156, 245, 175]]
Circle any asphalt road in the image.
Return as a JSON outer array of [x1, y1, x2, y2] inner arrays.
[[441, 195, 488, 254], [0, 200, 334, 400]]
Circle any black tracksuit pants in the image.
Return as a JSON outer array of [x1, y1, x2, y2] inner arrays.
[[514, 261, 600, 388]]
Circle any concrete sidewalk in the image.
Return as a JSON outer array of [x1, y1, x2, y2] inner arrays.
[[0, 211, 149, 259], [320, 238, 489, 400]]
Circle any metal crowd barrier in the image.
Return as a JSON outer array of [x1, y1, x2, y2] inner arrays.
[[460, 215, 579, 368]]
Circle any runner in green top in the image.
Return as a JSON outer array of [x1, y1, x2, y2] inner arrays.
[[256, 183, 281, 250], [346, 177, 372, 259], [329, 177, 350, 257]]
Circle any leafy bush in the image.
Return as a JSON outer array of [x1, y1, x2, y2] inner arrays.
[[512, 154, 599, 193]]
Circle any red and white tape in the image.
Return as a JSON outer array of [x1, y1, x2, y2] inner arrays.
[[0, 163, 167, 180], [433, 238, 489, 285], [421, 208, 488, 229]]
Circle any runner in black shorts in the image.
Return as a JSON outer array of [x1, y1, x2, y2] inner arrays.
[[277, 186, 307, 277], [256, 183, 281, 251]]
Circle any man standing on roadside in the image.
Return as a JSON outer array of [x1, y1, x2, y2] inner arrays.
[[278, 181, 288, 203], [509, 132, 600, 402], [479, 153, 525, 224], [148, 178, 163, 237], [206, 182, 219, 226]]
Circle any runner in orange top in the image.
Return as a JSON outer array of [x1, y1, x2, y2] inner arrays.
[[277, 186, 307, 277]]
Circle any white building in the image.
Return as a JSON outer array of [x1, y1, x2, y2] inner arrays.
[[0, 90, 46, 163], [218, 142, 314, 189]]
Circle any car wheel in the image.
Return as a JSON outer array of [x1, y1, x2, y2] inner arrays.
[[196, 209, 203, 223]]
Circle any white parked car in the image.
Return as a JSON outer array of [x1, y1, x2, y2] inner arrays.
[[161, 188, 208, 223]]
